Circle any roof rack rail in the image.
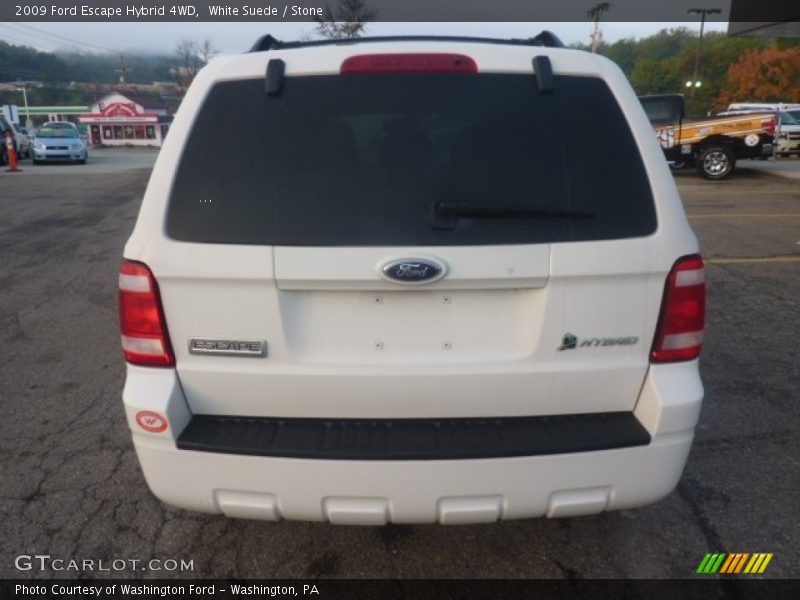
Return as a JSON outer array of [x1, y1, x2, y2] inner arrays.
[[248, 32, 565, 53]]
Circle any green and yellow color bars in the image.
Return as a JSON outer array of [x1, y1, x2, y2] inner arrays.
[[696, 553, 773, 574]]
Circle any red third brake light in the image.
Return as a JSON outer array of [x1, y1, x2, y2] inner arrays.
[[341, 53, 478, 75], [119, 260, 174, 367], [650, 255, 706, 363]]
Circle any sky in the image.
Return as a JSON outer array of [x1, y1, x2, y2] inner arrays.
[[0, 21, 729, 56]]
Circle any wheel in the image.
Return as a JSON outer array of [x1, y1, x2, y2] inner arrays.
[[697, 145, 735, 180]]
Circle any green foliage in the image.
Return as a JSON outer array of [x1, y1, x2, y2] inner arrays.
[[0, 41, 174, 85], [630, 57, 681, 95], [587, 28, 774, 114], [598, 38, 639, 75], [0, 41, 67, 82], [774, 38, 800, 50], [0, 87, 95, 107], [633, 27, 695, 62], [54, 52, 174, 84], [678, 33, 767, 114]]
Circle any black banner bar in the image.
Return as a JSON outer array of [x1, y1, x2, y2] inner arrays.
[[2, 0, 800, 22], [3, 579, 800, 600]]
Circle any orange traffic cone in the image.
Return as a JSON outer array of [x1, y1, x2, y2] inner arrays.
[[5, 134, 21, 172], [6, 147, 20, 172]]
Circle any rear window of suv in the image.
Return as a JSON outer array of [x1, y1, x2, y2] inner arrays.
[[166, 72, 656, 246]]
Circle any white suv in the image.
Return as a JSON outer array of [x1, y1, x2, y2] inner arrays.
[[120, 34, 705, 525]]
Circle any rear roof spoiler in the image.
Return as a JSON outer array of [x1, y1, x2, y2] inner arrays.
[[248, 32, 565, 53]]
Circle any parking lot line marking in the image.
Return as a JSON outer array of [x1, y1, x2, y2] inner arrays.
[[707, 256, 800, 265], [687, 213, 800, 219], [681, 191, 796, 197]]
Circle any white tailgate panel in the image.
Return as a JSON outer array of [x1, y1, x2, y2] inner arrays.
[[153, 240, 659, 419]]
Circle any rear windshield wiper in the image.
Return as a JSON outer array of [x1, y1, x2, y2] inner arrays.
[[431, 201, 594, 229]]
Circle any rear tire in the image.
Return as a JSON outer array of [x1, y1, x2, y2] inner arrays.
[[697, 145, 735, 180]]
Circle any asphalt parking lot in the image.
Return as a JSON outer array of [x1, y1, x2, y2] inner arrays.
[[5, 146, 158, 175], [0, 150, 798, 579]]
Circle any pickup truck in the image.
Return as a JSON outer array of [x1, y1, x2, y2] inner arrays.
[[639, 94, 775, 179], [719, 109, 800, 157]]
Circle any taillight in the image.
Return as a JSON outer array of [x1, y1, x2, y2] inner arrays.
[[762, 117, 776, 136], [650, 255, 706, 363], [119, 260, 174, 367], [341, 53, 477, 75]]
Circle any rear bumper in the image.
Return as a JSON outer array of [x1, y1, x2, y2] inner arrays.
[[736, 143, 773, 159], [33, 149, 86, 161], [123, 362, 703, 524], [776, 139, 800, 154]]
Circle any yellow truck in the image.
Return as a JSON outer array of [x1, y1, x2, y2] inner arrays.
[[639, 94, 776, 180]]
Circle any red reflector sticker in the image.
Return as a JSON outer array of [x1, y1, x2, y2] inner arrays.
[[135, 410, 168, 433]]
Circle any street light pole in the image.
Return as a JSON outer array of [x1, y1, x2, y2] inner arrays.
[[17, 86, 31, 129], [687, 7, 721, 99]]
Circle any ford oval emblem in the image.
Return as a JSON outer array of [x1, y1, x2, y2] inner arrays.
[[379, 257, 447, 285]]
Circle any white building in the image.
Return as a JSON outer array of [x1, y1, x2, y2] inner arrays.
[[78, 92, 172, 147]]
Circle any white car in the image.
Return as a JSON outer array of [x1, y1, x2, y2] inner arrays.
[[775, 111, 800, 156], [10, 122, 31, 158], [120, 34, 705, 524], [0, 116, 30, 160]]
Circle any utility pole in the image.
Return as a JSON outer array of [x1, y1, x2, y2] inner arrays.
[[687, 7, 721, 98], [116, 53, 131, 88], [587, 2, 611, 53]]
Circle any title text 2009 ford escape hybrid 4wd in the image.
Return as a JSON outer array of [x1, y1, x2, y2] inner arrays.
[[120, 34, 705, 525]]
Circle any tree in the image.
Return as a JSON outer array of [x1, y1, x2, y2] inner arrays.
[[314, 0, 376, 40], [716, 46, 800, 109], [173, 38, 218, 90], [0, 41, 67, 83], [598, 38, 639, 76], [198, 39, 217, 65], [631, 57, 681, 95], [635, 27, 695, 62], [676, 32, 765, 115], [578, 28, 767, 115]]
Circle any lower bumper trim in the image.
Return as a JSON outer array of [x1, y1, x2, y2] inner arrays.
[[176, 412, 651, 460]]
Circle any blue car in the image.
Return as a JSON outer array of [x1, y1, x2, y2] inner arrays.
[[32, 122, 87, 164]]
